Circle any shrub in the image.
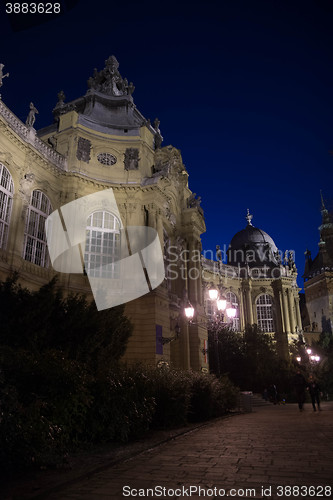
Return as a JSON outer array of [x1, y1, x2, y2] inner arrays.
[[0, 276, 238, 470], [188, 371, 238, 421], [0, 347, 92, 469], [148, 367, 192, 429], [87, 367, 156, 443]]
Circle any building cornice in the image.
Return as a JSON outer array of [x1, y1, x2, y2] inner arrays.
[[0, 99, 67, 171]]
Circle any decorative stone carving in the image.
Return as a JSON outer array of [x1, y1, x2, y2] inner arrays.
[[124, 148, 140, 170], [154, 118, 163, 149], [187, 193, 202, 209], [24, 173, 35, 182], [47, 136, 57, 149], [76, 137, 91, 162], [87, 55, 134, 97], [97, 152, 117, 166], [274, 250, 282, 265], [19, 173, 35, 207], [26, 102, 39, 128], [124, 79, 135, 96], [164, 204, 176, 227], [154, 146, 183, 173], [174, 236, 186, 263]]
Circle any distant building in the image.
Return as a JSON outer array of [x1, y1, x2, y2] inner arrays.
[[303, 194, 333, 343], [202, 211, 302, 359]]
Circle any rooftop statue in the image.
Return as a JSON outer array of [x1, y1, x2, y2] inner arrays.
[[87, 55, 134, 97], [0, 63, 9, 88], [26, 102, 39, 128], [154, 118, 163, 149]]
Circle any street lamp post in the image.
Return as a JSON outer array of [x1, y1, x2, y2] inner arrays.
[[206, 284, 237, 376], [295, 347, 320, 372]]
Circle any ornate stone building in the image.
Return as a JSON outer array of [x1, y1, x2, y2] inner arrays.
[[0, 56, 207, 371], [0, 55, 302, 370], [303, 194, 333, 343], [202, 211, 302, 358]]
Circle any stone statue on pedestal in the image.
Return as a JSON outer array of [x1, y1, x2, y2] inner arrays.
[[26, 102, 39, 128]]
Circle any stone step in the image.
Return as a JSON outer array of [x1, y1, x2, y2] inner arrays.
[[252, 393, 273, 407]]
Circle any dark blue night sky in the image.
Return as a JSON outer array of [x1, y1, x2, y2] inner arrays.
[[1, 0, 333, 288]]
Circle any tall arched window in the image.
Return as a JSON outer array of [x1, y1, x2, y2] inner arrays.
[[0, 163, 14, 249], [256, 294, 275, 332], [226, 291, 240, 331], [23, 190, 51, 267], [84, 211, 120, 278]]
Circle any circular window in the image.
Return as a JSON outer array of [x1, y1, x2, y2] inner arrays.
[[97, 153, 117, 166]]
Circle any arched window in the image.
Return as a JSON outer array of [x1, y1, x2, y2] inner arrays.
[[23, 190, 51, 267], [256, 294, 275, 332], [0, 163, 14, 249], [84, 211, 120, 279], [226, 291, 240, 331]]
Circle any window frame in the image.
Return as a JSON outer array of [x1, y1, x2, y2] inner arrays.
[[84, 210, 121, 279], [0, 163, 14, 250], [23, 190, 52, 267], [256, 293, 275, 333]]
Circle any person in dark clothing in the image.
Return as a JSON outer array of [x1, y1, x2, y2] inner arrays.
[[307, 375, 321, 411], [268, 384, 278, 404], [294, 370, 307, 411]]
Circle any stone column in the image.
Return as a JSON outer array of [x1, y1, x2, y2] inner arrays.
[[243, 284, 253, 325], [148, 208, 157, 230], [282, 289, 291, 333], [295, 296, 302, 330], [273, 288, 283, 334], [239, 287, 245, 330], [278, 291, 285, 331], [187, 238, 198, 303], [194, 240, 203, 305], [156, 209, 164, 246], [288, 290, 296, 334]]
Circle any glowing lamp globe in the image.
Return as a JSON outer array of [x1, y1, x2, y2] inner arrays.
[[226, 306, 236, 319], [208, 287, 218, 300], [184, 302, 194, 320], [217, 298, 227, 311]]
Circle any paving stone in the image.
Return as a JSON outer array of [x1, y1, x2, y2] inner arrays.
[[4, 403, 333, 499]]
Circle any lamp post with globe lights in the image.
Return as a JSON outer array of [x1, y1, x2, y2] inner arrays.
[[161, 286, 237, 374], [205, 284, 237, 376], [295, 347, 321, 373]]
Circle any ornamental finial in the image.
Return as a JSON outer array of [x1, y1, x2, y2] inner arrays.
[[246, 208, 253, 226]]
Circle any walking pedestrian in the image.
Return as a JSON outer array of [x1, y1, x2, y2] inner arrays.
[[293, 370, 307, 412], [307, 375, 321, 412]]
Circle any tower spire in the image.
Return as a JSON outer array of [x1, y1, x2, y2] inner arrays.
[[320, 190, 326, 211]]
